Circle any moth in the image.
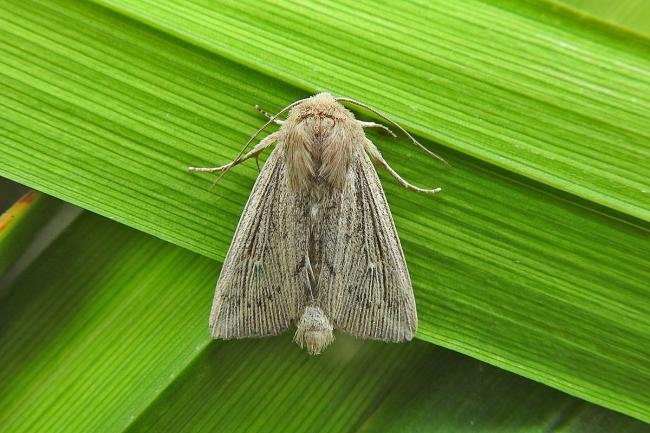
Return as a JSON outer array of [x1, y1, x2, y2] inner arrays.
[[190, 93, 442, 355]]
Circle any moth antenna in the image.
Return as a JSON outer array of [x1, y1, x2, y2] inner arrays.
[[336, 97, 450, 166], [225, 98, 310, 177], [255, 104, 283, 125]]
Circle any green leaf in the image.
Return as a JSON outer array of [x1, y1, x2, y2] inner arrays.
[[0, 0, 648, 422], [1, 211, 647, 432], [95, 0, 650, 220], [0, 212, 214, 432], [127, 339, 650, 433]]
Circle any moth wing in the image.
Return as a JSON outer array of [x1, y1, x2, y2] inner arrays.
[[210, 145, 307, 339], [319, 148, 417, 341]]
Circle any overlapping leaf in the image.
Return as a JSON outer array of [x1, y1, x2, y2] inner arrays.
[[1, 209, 647, 432]]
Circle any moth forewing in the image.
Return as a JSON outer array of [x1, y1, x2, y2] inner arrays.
[[190, 92, 440, 355], [208, 146, 306, 340], [318, 146, 417, 343]]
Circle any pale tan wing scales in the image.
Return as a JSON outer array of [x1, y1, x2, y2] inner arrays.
[[210, 143, 308, 339], [318, 148, 417, 342]]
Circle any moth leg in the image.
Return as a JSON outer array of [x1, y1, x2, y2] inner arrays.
[[256, 105, 284, 125], [358, 121, 397, 138], [363, 138, 441, 194], [189, 132, 279, 173]]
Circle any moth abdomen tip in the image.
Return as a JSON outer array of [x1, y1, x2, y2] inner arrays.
[[294, 306, 334, 355]]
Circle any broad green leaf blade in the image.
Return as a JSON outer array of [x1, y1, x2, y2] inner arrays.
[[1, 209, 646, 433], [125, 338, 650, 433], [0, 0, 649, 421], [94, 0, 650, 220], [0, 212, 215, 432], [360, 348, 650, 433]]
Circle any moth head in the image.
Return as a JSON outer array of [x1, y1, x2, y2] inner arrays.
[[287, 92, 355, 124]]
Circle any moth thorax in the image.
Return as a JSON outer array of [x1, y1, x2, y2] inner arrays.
[[283, 114, 356, 193], [294, 306, 334, 355]]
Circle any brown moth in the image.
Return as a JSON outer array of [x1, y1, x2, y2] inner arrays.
[[189, 93, 442, 355]]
